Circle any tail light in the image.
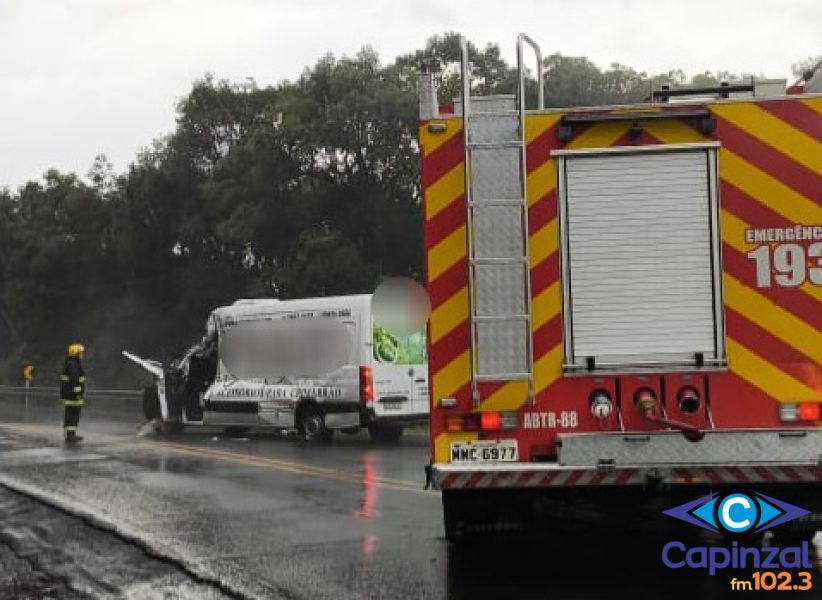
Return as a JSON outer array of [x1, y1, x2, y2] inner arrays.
[[360, 367, 373, 408], [589, 390, 613, 419], [677, 386, 701, 414], [781, 402, 821, 422], [799, 403, 820, 421], [634, 388, 659, 418], [481, 412, 501, 430], [446, 411, 518, 432]]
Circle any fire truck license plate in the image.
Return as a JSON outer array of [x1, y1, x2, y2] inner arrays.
[[450, 440, 518, 463]]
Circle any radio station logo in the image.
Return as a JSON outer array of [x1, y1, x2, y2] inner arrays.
[[660, 492, 816, 582], [664, 492, 809, 534]]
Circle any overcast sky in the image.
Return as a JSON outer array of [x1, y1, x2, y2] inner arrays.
[[1, 0, 819, 189]]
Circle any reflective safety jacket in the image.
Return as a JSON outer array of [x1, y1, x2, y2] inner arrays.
[[60, 357, 86, 407]]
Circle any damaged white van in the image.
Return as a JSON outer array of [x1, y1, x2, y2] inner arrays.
[[124, 294, 429, 442]]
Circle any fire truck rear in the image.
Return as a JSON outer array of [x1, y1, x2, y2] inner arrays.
[[419, 35, 822, 542]]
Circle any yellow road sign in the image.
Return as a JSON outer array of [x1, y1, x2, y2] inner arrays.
[[22, 365, 34, 381]]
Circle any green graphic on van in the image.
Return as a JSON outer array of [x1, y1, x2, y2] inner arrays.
[[373, 325, 426, 365]]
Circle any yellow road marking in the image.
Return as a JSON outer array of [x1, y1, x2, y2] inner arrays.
[[0, 421, 431, 495], [148, 440, 428, 493]]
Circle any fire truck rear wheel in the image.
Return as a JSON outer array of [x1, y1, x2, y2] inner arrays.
[[142, 385, 161, 421], [297, 404, 333, 443]]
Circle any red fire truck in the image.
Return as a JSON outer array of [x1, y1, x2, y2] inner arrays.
[[419, 35, 822, 541]]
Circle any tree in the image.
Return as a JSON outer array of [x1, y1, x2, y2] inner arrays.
[[0, 33, 759, 386]]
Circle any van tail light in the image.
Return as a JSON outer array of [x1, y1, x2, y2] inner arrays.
[[781, 402, 821, 423], [446, 411, 517, 432], [360, 367, 373, 408]]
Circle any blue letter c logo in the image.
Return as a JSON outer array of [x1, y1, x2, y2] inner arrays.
[[718, 494, 756, 533]]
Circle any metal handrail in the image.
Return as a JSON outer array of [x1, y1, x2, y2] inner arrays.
[[517, 33, 544, 111], [517, 33, 542, 406], [459, 35, 479, 406], [460, 36, 471, 116]]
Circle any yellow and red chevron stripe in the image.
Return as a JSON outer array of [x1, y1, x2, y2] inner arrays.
[[422, 97, 822, 463], [642, 101, 822, 409]]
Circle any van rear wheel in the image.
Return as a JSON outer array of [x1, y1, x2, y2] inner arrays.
[[297, 405, 333, 443]]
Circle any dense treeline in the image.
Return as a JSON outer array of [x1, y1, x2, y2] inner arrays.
[[0, 33, 796, 387]]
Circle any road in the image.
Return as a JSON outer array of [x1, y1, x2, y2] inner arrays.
[[0, 392, 816, 599]]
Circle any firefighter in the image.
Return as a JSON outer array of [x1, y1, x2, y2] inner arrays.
[[61, 343, 86, 444]]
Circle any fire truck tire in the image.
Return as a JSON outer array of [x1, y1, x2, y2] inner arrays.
[[297, 404, 333, 443], [142, 385, 161, 421], [368, 424, 403, 443]]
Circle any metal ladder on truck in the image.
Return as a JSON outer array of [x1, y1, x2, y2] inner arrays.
[[458, 34, 544, 407]]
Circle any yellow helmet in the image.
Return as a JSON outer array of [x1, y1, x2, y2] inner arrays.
[[67, 343, 85, 357]]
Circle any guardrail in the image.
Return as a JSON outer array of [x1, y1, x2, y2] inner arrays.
[[0, 385, 141, 401]]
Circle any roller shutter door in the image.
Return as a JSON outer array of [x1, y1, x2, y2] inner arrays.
[[558, 146, 724, 370]]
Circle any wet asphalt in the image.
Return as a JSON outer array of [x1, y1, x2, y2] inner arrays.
[[0, 394, 819, 599]]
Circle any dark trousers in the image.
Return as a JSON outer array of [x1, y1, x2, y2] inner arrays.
[[64, 404, 82, 435]]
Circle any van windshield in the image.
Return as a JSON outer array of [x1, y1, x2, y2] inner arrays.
[[372, 324, 426, 365]]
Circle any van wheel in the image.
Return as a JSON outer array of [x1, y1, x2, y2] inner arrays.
[[368, 424, 403, 443], [142, 385, 161, 420], [297, 405, 333, 443]]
